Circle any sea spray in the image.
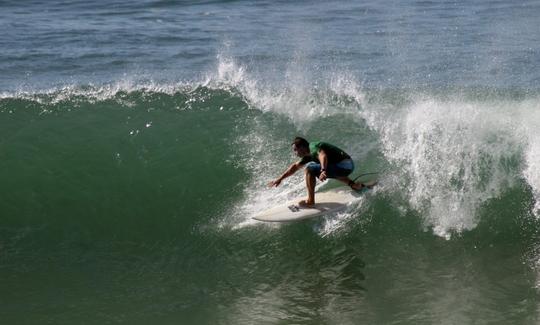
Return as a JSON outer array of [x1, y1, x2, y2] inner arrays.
[[202, 55, 540, 237]]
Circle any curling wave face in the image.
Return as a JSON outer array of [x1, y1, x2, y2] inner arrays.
[[2, 65, 540, 241]]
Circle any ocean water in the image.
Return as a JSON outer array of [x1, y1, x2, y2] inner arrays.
[[1, 0, 540, 324]]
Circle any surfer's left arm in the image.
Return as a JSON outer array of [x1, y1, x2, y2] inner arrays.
[[318, 150, 328, 181], [268, 162, 302, 187]]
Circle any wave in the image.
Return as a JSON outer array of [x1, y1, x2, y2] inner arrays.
[[202, 55, 540, 239], [1, 56, 540, 240]]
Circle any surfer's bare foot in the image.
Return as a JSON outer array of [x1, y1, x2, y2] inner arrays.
[[350, 181, 377, 190], [298, 199, 315, 207]]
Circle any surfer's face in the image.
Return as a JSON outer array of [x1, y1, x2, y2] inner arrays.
[[292, 144, 309, 157]]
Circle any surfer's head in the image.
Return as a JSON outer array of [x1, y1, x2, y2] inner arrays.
[[292, 137, 310, 157]]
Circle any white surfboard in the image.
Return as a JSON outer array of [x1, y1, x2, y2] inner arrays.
[[253, 186, 372, 222]]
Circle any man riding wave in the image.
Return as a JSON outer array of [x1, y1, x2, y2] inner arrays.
[[268, 137, 368, 207]]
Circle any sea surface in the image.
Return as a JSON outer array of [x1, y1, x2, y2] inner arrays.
[[1, 0, 540, 324]]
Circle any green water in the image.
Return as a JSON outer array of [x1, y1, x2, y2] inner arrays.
[[1, 87, 540, 324]]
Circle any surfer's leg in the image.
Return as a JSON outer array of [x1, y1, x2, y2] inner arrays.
[[331, 160, 362, 190], [299, 167, 316, 206]]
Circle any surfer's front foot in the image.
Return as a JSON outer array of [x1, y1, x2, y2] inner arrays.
[[298, 199, 315, 207]]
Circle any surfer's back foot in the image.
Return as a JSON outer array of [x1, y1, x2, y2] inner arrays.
[[349, 182, 364, 191], [350, 181, 377, 191]]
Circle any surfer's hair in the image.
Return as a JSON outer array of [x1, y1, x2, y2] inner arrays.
[[292, 137, 309, 149]]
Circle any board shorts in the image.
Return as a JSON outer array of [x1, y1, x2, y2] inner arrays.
[[305, 159, 354, 178]]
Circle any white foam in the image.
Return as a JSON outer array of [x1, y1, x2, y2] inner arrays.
[[315, 197, 371, 238], [204, 54, 365, 125], [204, 53, 540, 237], [365, 95, 538, 238], [518, 99, 540, 217], [216, 55, 540, 237], [0, 78, 193, 104]]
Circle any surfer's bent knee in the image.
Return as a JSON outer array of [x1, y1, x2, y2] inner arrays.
[[304, 161, 320, 177]]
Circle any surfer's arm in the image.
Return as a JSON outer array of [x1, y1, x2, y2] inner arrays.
[[268, 162, 302, 187], [318, 150, 328, 181]]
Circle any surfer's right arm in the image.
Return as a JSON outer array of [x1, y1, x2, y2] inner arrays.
[[268, 162, 303, 187]]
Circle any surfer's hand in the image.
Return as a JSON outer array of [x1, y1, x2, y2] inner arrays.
[[268, 179, 281, 187], [319, 171, 328, 181]]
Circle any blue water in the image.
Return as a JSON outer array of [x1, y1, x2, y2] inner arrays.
[[2, 1, 540, 324], [2, 0, 539, 91]]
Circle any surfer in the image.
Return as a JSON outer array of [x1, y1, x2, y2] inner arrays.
[[268, 137, 366, 207]]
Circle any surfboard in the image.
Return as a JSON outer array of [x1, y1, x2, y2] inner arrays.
[[253, 185, 374, 222]]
